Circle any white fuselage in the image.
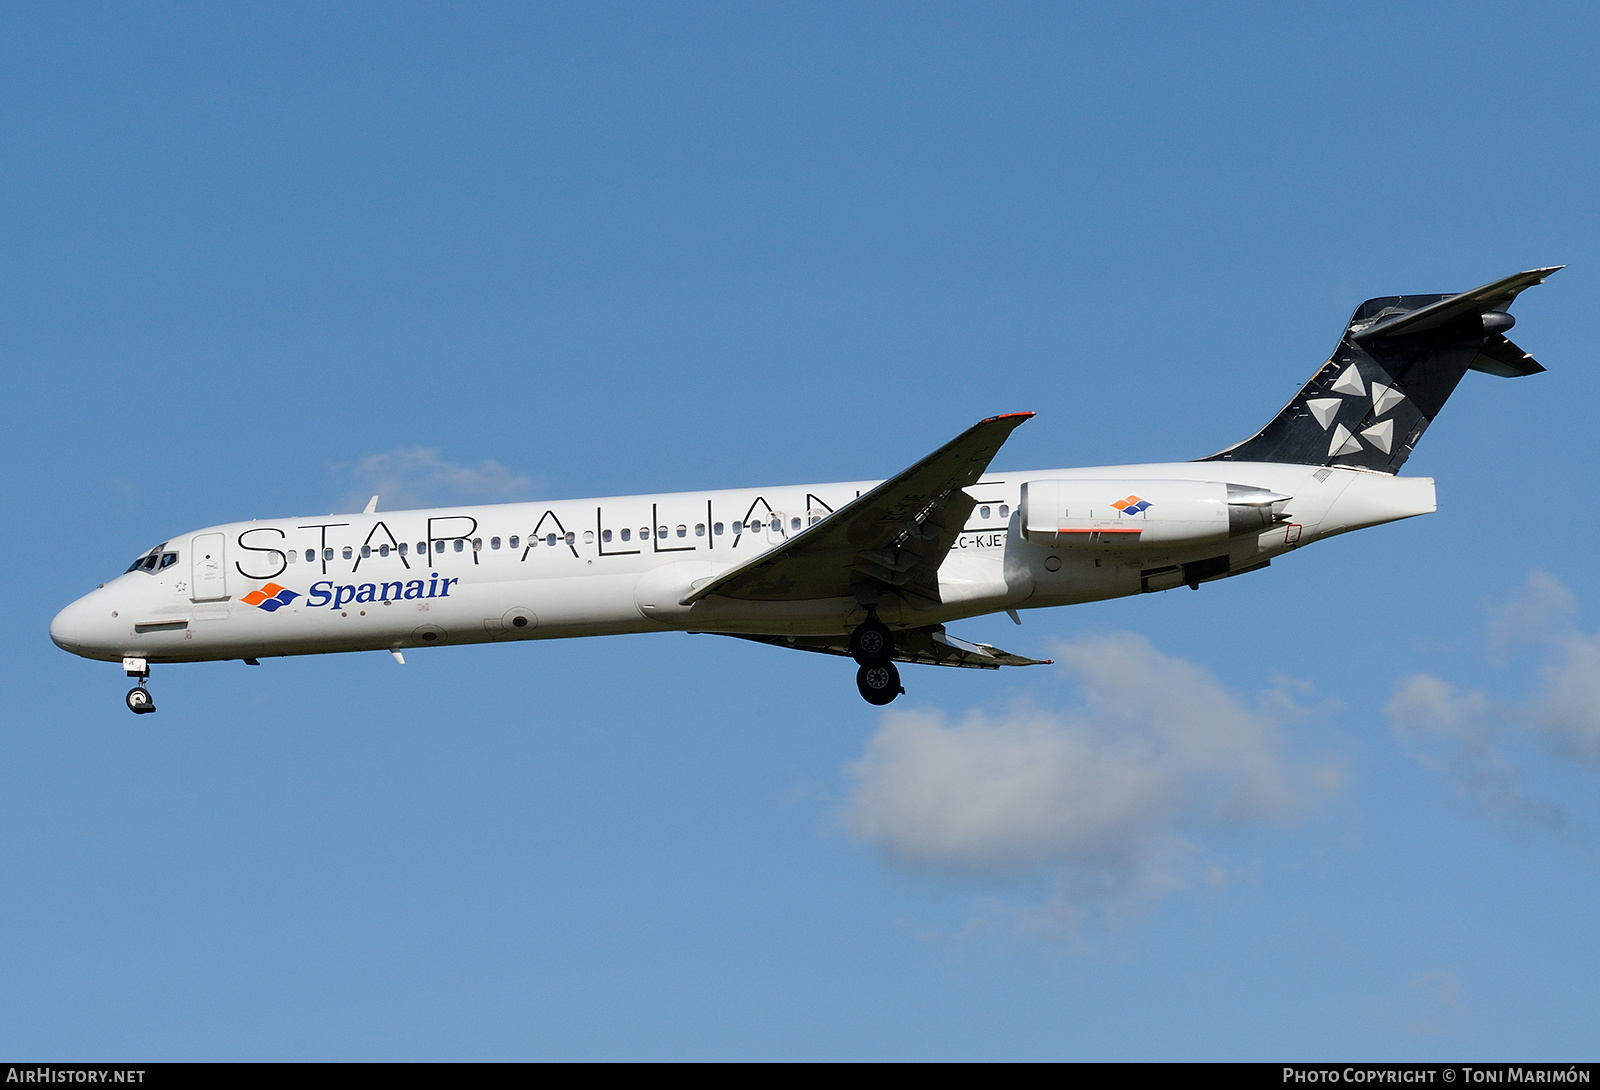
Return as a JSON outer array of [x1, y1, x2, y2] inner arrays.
[[49, 461, 1435, 666]]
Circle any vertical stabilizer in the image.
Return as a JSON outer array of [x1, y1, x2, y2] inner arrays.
[[1205, 267, 1560, 472]]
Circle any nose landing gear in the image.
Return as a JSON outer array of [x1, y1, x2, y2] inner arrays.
[[125, 685, 155, 714], [123, 656, 155, 714]]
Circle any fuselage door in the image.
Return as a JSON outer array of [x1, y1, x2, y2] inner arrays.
[[191, 533, 229, 601]]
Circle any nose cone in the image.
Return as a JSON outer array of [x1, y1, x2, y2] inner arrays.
[[51, 590, 115, 659]]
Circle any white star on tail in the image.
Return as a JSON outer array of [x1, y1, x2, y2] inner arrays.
[[1329, 424, 1362, 457], [1331, 363, 1365, 397]]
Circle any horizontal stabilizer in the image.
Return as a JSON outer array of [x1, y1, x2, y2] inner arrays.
[[1352, 267, 1562, 343], [720, 625, 1051, 670], [1470, 333, 1545, 378]]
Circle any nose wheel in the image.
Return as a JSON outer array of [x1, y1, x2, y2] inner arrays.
[[125, 684, 156, 714], [123, 657, 155, 714]]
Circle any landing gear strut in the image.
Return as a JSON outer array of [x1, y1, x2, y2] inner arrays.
[[850, 615, 903, 704], [123, 656, 155, 714]]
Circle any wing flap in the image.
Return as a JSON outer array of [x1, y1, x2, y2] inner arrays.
[[720, 624, 1051, 670]]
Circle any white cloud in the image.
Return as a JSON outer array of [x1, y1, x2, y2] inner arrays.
[[843, 632, 1339, 933], [1371, 967, 1467, 1040], [1533, 633, 1600, 764], [1387, 675, 1562, 829], [342, 447, 540, 511], [1488, 570, 1577, 664], [1387, 572, 1600, 830]]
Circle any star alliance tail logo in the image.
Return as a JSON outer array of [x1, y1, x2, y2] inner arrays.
[[1111, 495, 1151, 515], [241, 582, 300, 612]]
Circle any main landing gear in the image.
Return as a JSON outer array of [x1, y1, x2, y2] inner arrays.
[[850, 615, 904, 706], [123, 657, 155, 714]]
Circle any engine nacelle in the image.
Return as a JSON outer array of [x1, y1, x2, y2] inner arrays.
[[1019, 479, 1289, 550]]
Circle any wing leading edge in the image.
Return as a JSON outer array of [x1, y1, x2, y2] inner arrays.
[[680, 413, 1035, 610]]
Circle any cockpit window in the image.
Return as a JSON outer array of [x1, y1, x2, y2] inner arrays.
[[125, 543, 173, 575]]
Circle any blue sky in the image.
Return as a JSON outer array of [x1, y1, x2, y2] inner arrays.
[[4, 2, 1598, 1059]]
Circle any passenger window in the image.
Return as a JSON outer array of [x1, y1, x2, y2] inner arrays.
[[306, 549, 315, 562], [564, 532, 576, 546], [433, 541, 444, 554], [360, 545, 371, 558], [676, 525, 686, 538], [584, 531, 594, 544], [287, 550, 297, 564], [658, 526, 667, 538], [417, 543, 426, 555], [472, 538, 482, 551], [641, 527, 650, 539], [343, 547, 353, 559], [546, 533, 557, 547], [620, 528, 630, 541], [999, 504, 1010, 518], [398, 543, 408, 556], [714, 522, 724, 535], [379, 544, 390, 557], [770, 518, 781, 532], [981, 506, 991, 519], [602, 529, 612, 543], [509, 536, 518, 549], [324, 548, 334, 561], [491, 537, 501, 550], [454, 539, 464, 553], [695, 523, 705, 537], [791, 517, 801, 531]]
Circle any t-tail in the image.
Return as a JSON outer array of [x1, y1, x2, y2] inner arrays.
[[1205, 267, 1562, 473]]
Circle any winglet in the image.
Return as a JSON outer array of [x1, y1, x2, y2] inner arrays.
[[364, 495, 379, 514]]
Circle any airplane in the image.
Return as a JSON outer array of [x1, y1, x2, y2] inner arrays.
[[51, 268, 1561, 714]]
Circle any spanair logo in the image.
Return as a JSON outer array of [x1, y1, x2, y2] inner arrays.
[[241, 582, 300, 612], [1112, 495, 1151, 515]]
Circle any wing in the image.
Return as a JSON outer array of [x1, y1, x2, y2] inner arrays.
[[721, 625, 1052, 670], [681, 413, 1034, 609]]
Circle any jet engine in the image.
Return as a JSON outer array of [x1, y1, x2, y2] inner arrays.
[[1019, 479, 1290, 549]]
